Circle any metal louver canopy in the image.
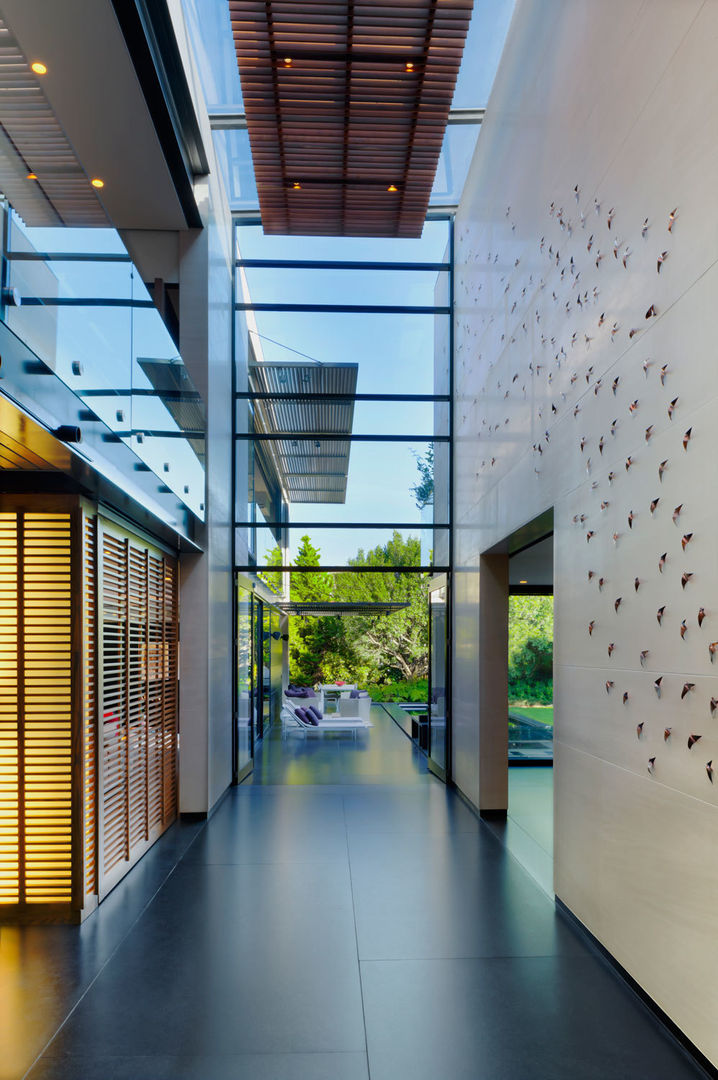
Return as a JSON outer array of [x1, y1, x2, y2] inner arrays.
[[229, 0, 473, 237], [249, 361, 358, 503], [279, 601, 409, 617]]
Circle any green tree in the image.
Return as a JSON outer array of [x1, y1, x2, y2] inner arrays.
[[288, 536, 355, 683], [410, 445, 434, 509], [508, 595, 553, 703], [337, 532, 429, 683], [258, 543, 283, 595]]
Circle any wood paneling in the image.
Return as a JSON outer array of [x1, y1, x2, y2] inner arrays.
[[0, 510, 73, 907], [97, 518, 178, 900], [229, 0, 472, 236], [0, 501, 179, 919]]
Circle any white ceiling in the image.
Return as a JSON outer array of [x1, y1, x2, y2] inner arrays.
[[0, 0, 190, 230]]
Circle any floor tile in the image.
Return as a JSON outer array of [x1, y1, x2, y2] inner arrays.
[[47, 861, 365, 1057], [27, 1051, 370, 1080], [349, 833, 581, 960], [361, 956, 706, 1080]]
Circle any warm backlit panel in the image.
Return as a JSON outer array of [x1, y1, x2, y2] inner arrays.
[[0, 514, 18, 902], [0, 507, 179, 918], [0, 512, 73, 906]]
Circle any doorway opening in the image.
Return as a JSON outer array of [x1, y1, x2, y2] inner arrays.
[[482, 527, 554, 895]]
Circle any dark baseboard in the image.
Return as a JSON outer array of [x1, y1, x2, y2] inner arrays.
[[479, 808, 508, 820], [556, 898, 718, 1080], [508, 758, 553, 767], [179, 810, 207, 822]]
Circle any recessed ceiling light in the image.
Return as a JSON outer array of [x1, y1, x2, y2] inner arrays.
[[31, 61, 47, 75], [519, 580, 528, 584], [387, 184, 398, 192], [405, 61, 414, 71], [283, 57, 292, 67], [27, 173, 37, 180], [90, 178, 104, 189], [292, 181, 301, 190]]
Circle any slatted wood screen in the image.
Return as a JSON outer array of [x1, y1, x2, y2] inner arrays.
[[97, 518, 179, 900], [230, 0, 473, 236], [0, 510, 75, 911], [0, 501, 179, 919]]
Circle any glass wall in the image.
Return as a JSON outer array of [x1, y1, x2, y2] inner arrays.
[[235, 583, 253, 779], [4, 212, 205, 518], [232, 216, 453, 746], [234, 216, 452, 578]]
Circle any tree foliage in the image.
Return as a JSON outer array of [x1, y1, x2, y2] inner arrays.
[[508, 595, 553, 703], [279, 531, 430, 689], [410, 445, 434, 509]]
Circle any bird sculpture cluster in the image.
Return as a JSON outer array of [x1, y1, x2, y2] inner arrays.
[[456, 184, 714, 787]]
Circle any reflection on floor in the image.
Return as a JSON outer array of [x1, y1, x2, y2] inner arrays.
[[4, 708, 706, 1080], [483, 766, 554, 897]]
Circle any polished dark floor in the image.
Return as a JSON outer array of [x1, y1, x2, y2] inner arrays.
[[3, 707, 709, 1079]]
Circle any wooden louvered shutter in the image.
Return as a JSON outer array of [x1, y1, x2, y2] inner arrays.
[[0, 512, 19, 903], [97, 519, 178, 899], [0, 509, 76, 912], [82, 513, 98, 904]]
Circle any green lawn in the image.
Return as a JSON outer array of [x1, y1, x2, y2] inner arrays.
[[509, 704, 554, 726]]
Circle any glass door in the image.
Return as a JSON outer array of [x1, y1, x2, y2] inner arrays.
[[235, 581, 254, 782], [428, 575, 449, 780]]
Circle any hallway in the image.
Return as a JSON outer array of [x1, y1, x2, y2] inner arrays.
[[6, 707, 707, 1080]]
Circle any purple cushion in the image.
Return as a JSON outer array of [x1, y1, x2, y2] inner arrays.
[[304, 688, 316, 698], [294, 707, 310, 724], [350, 689, 369, 698], [285, 688, 308, 698], [307, 705, 323, 722], [350, 689, 359, 698]]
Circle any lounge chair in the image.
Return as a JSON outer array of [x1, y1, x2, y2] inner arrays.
[[281, 702, 372, 739]]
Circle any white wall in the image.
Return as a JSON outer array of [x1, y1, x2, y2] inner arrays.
[[453, 0, 718, 1062]]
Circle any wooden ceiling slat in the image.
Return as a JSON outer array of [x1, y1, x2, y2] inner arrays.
[[229, 0, 472, 236]]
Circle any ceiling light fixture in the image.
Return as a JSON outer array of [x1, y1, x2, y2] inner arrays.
[[283, 57, 292, 67], [519, 580, 528, 584], [387, 184, 398, 192], [405, 61, 414, 71], [31, 61, 47, 75], [26, 173, 37, 180], [292, 181, 301, 190], [90, 177, 105, 189]]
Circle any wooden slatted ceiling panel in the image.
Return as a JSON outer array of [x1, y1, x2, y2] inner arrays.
[[229, 0, 472, 236], [0, 514, 18, 902], [22, 514, 73, 902], [83, 515, 97, 898], [0, 18, 108, 227]]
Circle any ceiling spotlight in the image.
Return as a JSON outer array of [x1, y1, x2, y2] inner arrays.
[[283, 57, 292, 67], [519, 579, 528, 584], [31, 61, 47, 75], [387, 184, 398, 193], [90, 178, 104, 189], [27, 173, 37, 180], [405, 61, 414, 71], [292, 181, 301, 190]]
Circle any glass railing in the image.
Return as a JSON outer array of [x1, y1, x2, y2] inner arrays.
[[4, 213, 205, 518]]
